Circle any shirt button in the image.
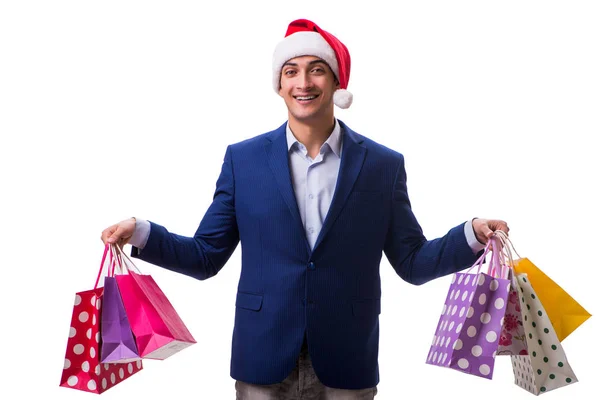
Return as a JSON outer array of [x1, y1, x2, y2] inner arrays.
[[308, 194, 314, 200], [308, 227, 314, 234], [308, 262, 315, 270]]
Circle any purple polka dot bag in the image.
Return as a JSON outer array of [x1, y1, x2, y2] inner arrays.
[[426, 237, 511, 379]]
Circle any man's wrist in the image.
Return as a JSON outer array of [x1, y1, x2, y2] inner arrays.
[[465, 218, 486, 253], [128, 218, 151, 249], [471, 217, 484, 244]]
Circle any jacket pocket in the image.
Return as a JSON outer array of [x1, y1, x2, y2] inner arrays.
[[352, 298, 381, 318], [236, 292, 263, 311]]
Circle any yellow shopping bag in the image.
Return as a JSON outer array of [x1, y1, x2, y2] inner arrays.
[[513, 257, 591, 342]]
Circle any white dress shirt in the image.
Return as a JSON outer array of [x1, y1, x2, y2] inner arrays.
[[287, 119, 342, 250]]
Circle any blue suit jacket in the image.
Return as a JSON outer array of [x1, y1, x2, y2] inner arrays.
[[132, 120, 480, 389]]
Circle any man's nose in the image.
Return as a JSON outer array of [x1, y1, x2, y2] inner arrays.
[[296, 72, 314, 90]]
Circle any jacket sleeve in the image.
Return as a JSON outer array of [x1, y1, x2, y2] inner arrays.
[[383, 155, 480, 285], [131, 145, 240, 280]]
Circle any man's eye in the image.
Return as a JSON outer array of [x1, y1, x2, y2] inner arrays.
[[285, 70, 296, 75], [312, 68, 324, 73]]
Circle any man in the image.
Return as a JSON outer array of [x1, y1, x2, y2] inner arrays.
[[102, 19, 509, 399]]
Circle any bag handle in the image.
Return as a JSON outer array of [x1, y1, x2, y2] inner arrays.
[[464, 232, 511, 279], [491, 230, 521, 280], [464, 239, 493, 275], [93, 243, 120, 289], [109, 244, 125, 276], [490, 237, 499, 277], [493, 230, 522, 260], [111, 243, 142, 274], [465, 235, 505, 278], [491, 231, 513, 269], [489, 235, 506, 278]]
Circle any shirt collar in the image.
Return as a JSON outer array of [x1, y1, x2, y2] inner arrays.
[[286, 119, 342, 157]]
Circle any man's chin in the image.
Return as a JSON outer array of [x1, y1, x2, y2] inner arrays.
[[290, 108, 323, 123]]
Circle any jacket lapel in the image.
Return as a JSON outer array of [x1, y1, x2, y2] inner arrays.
[[312, 122, 367, 253], [264, 123, 310, 251]]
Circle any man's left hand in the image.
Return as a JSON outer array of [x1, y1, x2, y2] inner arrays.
[[472, 218, 510, 244]]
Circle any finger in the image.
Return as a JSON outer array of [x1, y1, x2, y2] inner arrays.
[[118, 237, 129, 248], [494, 220, 509, 235], [107, 226, 124, 244], [477, 223, 494, 239], [100, 227, 116, 244]]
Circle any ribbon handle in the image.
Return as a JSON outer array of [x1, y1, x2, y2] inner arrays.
[[93, 242, 139, 289], [93, 243, 120, 289], [463, 231, 513, 280], [112, 243, 142, 274]]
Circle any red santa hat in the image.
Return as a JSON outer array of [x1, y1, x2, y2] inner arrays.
[[272, 19, 353, 109]]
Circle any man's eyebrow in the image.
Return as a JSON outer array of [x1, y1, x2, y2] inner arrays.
[[282, 59, 328, 68]]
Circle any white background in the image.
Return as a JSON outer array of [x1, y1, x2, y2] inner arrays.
[[1, 1, 598, 399]]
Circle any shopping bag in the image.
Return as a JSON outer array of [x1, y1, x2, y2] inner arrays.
[[510, 273, 578, 395], [496, 271, 528, 356], [426, 236, 511, 379], [113, 244, 197, 360], [100, 275, 141, 363], [60, 245, 143, 394], [513, 257, 591, 342], [100, 246, 141, 363]]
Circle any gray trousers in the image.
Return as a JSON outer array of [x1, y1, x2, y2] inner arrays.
[[235, 340, 377, 400]]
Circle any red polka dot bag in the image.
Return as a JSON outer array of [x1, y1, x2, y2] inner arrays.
[[59, 244, 143, 394]]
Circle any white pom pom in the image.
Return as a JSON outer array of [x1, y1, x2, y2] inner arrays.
[[333, 89, 353, 109]]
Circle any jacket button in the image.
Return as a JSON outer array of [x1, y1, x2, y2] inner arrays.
[[308, 261, 315, 270]]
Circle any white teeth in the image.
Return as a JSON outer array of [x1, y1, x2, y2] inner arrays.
[[296, 96, 316, 100]]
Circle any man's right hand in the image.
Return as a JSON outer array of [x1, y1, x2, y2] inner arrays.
[[101, 217, 136, 246]]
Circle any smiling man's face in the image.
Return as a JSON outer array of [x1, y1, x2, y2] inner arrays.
[[278, 55, 339, 124]]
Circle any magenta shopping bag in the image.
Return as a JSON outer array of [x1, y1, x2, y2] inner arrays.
[[426, 237, 511, 379], [113, 244, 197, 360]]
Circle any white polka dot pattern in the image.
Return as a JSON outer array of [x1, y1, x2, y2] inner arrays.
[[59, 288, 143, 394], [426, 271, 510, 380]]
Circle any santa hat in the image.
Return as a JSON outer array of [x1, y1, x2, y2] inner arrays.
[[272, 19, 353, 109]]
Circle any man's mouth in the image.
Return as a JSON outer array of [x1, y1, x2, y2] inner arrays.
[[294, 95, 319, 102]]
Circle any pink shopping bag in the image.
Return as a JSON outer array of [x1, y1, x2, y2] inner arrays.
[[113, 245, 196, 360]]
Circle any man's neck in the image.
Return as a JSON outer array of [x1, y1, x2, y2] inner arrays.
[[288, 115, 336, 159]]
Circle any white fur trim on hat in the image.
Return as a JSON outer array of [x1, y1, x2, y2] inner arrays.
[[333, 89, 353, 109], [272, 31, 339, 93]]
